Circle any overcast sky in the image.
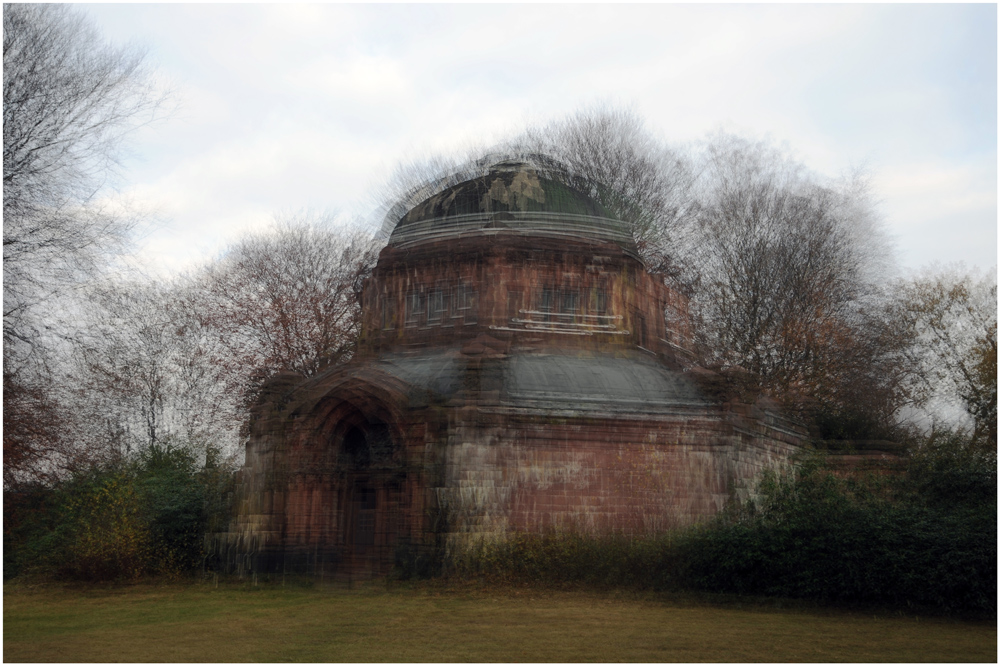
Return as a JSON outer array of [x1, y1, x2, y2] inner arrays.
[[83, 3, 997, 278]]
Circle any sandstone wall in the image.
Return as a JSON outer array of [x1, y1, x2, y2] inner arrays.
[[435, 404, 806, 558]]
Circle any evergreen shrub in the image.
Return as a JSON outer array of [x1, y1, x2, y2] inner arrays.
[[3, 442, 235, 582], [448, 431, 996, 617]]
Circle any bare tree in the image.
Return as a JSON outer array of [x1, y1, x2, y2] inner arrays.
[[687, 134, 904, 434], [195, 215, 381, 405], [70, 280, 242, 460], [901, 269, 997, 446], [370, 107, 696, 283], [57, 217, 380, 465], [3, 4, 163, 487], [3, 3, 162, 367], [370, 110, 907, 436], [795, 296, 921, 440], [372, 153, 474, 239], [2, 369, 82, 488], [511, 105, 697, 278]]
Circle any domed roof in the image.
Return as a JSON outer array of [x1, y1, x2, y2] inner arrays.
[[387, 160, 639, 258]]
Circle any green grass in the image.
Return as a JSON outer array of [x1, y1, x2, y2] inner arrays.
[[4, 579, 996, 662]]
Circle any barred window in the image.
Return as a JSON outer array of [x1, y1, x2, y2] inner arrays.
[[560, 289, 579, 314], [405, 291, 422, 327], [427, 288, 447, 322], [381, 296, 395, 330], [456, 282, 477, 324], [539, 287, 555, 315], [591, 288, 608, 315], [506, 288, 523, 321]]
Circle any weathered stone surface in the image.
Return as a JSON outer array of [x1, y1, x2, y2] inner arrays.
[[222, 159, 813, 576]]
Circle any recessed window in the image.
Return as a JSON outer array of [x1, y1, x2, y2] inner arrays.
[[537, 287, 582, 321], [591, 288, 608, 315], [560, 290, 579, 314], [506, 288, 523, 321], [405, 291, 422, 327], [635, 311, 648, 348], [539, 288, 555, 315], [381, 296, 395, 330], [452, 282, 477, 324], [427, 288, 447, 323]]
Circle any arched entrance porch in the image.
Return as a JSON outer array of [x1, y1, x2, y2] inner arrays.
[[329, 411, 415, 576]]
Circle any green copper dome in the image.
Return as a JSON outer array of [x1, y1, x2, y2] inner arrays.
[[387, 160, 638, 258]]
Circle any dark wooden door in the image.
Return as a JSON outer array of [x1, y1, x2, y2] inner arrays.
[[353, 485, 376, 554]]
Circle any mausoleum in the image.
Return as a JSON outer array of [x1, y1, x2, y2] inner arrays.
[[226, 157, 809, 576]]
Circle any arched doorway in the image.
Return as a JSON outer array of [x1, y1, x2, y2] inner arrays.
[[336, 419, 410, 575]]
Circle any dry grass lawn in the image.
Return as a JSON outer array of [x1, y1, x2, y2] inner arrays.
[[3, 580, 996, 662]]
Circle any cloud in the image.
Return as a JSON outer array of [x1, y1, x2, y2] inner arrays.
[[876, 158, 998, 269], [291, 55, 410, 102], [81, 4, 996, 276]]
